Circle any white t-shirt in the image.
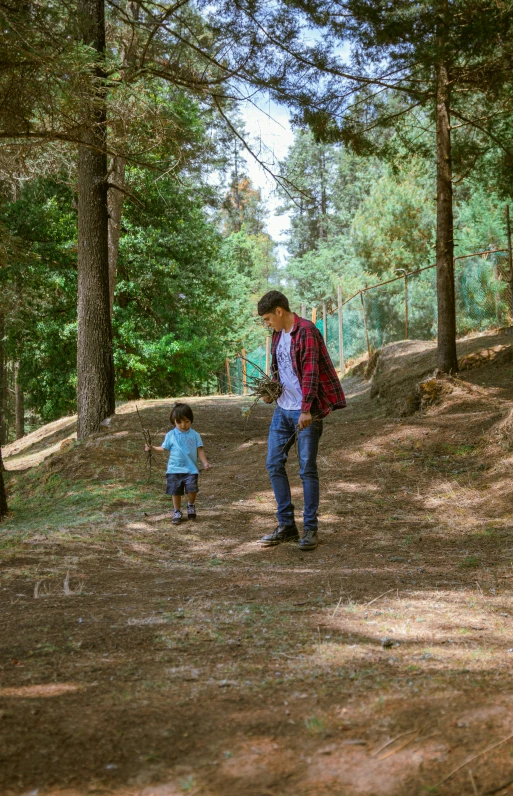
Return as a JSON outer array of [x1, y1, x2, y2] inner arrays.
[[276, 330, 302, 411]]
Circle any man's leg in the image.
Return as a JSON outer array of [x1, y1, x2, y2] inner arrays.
[[297, 419, 323, 549], [260, 408, 298, 545]]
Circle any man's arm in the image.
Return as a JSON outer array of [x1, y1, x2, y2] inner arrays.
[[298, 327, 320, 429]]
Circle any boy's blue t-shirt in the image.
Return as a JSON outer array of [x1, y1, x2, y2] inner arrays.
[[161, 427, 203, 474]]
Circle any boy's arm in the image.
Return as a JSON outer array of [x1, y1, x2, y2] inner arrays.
[[197, 446, 211, 470], [145, 444, 166, 452]]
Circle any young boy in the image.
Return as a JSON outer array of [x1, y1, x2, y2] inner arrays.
[[145, 403, 210, 525]]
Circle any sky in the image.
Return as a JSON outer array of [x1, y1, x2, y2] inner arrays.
[[239, 95, 295, 256]]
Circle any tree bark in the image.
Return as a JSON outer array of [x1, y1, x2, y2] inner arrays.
[[14, 361, 24, 439], [108, 153, 126, 314], [107, 0, 139, 315], [0, 446, 7, 520], [0, 312, 6, 446], [76, 0, 115, 439], [435, 54, 458, 373]]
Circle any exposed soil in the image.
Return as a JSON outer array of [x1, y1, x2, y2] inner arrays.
[[3, 333, 513, 795]]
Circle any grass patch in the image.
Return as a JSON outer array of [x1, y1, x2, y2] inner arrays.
[[305, 715, 326, 734], [1, 468, 161, 544], [459, 555, 481, 569]]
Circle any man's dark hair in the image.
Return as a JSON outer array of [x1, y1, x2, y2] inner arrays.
[[170, 402, 194, 424], [257, 290, 291, 315]]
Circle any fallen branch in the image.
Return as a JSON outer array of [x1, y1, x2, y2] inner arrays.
[[434, 733, 513, 789]]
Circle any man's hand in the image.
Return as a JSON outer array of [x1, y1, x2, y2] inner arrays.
[[298, 411, 313, 430], [262, 395, 273, 404]]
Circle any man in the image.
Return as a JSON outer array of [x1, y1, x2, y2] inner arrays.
[[258, 290, 346, 551]]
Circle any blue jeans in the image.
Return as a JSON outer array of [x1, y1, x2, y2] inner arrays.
[[266, 407, 323, 530]]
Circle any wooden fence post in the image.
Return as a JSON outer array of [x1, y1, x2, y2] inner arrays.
[[301, 302, 306, 318], [265, 336, 271, 376], [404, 274, 409, 339], [338, 284, 344, 372], [225, 357, 232, 394], [322, 302, 327, 341], [360, 291, 371, 358], [242, 349, 247, 395], [311, 307, 317, 324]]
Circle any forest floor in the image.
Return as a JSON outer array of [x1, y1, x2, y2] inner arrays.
[[4, 329, 513, 795]]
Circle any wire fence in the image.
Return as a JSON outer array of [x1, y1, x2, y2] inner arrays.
[[217, 248, 512, 394]]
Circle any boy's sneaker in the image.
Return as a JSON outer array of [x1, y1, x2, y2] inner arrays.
[[171, 509, 185, 525], [187, 503, 197, 520]]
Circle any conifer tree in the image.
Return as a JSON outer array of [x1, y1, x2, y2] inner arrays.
[[230, 0, 513, 371]]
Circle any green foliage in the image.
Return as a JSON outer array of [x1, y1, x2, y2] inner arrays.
[[0, 178, 78, 422], [280, 122, 512, 360]]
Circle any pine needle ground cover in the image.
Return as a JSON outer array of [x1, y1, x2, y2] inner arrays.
[[2, 338, 513, 795]]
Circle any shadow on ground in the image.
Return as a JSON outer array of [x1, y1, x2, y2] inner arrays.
[[2, 336, 513, 795]]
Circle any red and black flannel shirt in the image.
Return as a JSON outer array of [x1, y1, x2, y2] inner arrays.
[[271, 314, 346, 418]]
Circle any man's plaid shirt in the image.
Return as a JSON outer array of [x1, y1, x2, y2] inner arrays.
[[271, 314, 346, 418]]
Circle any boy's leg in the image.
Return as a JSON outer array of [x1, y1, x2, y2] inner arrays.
[[264, 408, 297, 528], [166, 474, 187, 524], [297, 419, 323, 548], [185, 474, 199, 520], [187, 492, 197, 519]]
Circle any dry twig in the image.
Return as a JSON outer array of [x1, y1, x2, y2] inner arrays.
[[136, 405, 154, 479], [468, 768, 479, 796], [435, 733, 513, 788], [331, 596, 343, 617], [485, 777, 513, 795], [373, 729, 420, 760], [365, 588, 396, 608]]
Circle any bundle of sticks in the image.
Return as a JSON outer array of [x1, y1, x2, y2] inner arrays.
[[237, 354, 283, 404]]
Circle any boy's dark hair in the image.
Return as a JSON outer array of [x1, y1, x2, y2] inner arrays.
[[170, 403, 194, 424], [257, 290, 290, 315]]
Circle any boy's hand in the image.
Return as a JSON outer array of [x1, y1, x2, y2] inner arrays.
[[203, 462, 212, 471], [144, 444, 151, 452]]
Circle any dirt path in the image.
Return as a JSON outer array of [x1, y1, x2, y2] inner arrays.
[[3, 355, 513, 795]]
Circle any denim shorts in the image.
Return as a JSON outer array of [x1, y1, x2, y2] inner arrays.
[[166, 473, 199, 496]]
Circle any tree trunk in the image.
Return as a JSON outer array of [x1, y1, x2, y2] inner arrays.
[[76, 0, 115, 439], [435, 56, 458, 373], [0, 312, 6, 446], [107, 1, 139, 315], [0, 446, 7, 520], [14, 361, 24, 439], [0, 313, 6, 518], [319, 150, 327, 240], [108, 154, 126, 314]]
